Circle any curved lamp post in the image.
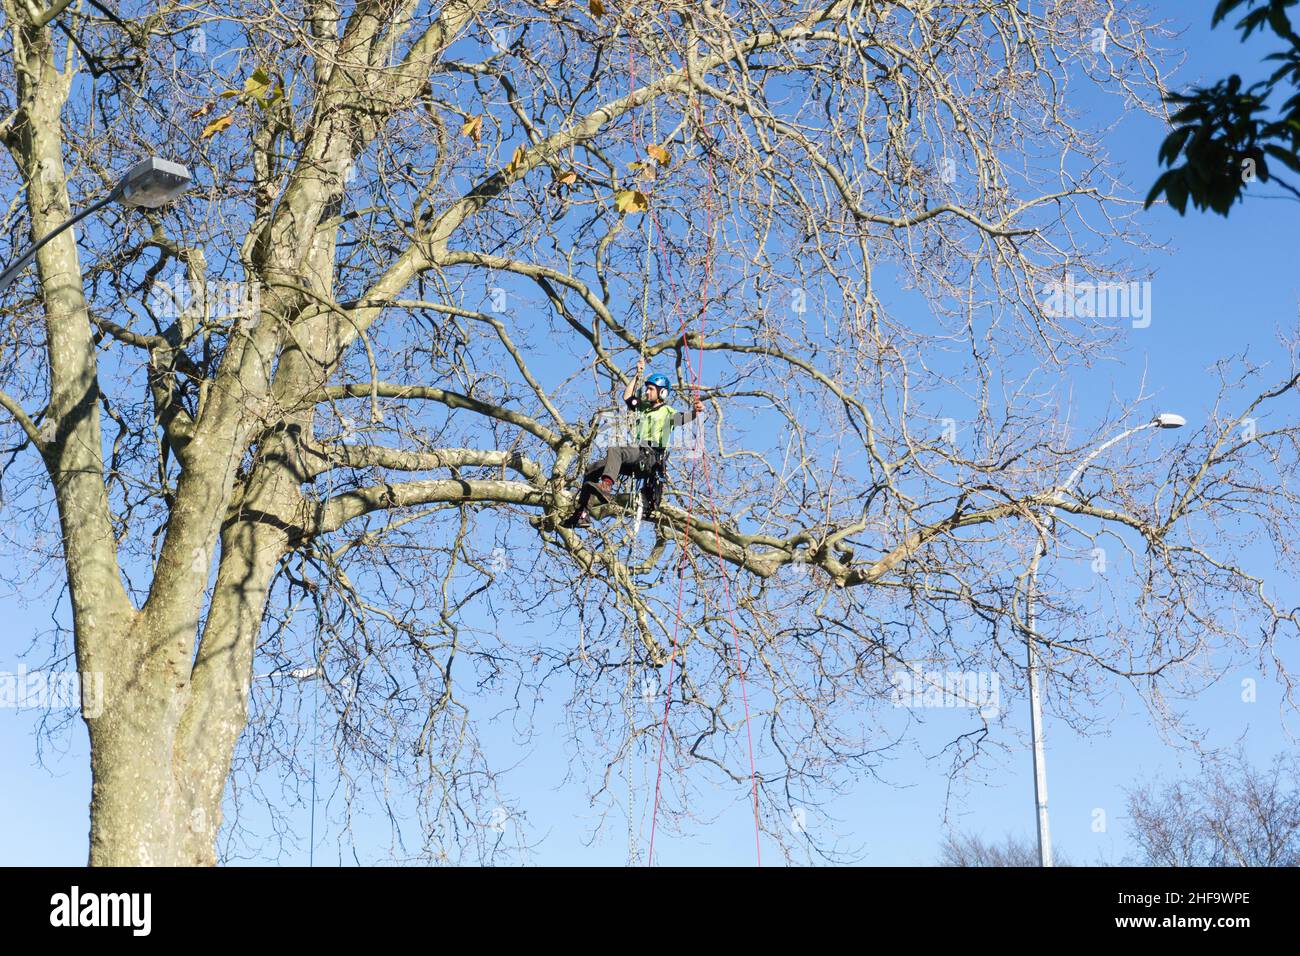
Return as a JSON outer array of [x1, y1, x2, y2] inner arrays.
[[1026, 412, 1185, 866], [0, 156, 192, 295]]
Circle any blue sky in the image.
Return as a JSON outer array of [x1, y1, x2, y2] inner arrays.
[[3, 1, 1299, 866]]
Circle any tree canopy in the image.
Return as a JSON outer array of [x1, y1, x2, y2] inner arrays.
[[1, 0, 1298, 865]]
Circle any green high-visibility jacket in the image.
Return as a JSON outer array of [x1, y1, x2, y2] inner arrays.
[[626, 395, 696, 448], [636, 403, 676, 447]]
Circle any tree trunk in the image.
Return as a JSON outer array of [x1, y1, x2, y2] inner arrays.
[[85, 514, 289, 865], [87, 640, 190, 866]]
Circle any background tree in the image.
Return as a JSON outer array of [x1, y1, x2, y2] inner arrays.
[[1, 0, 1298, 866], [1125, 749, 1300, 866], [938, 831, 1074, 867], [1147, 0, 1300, 214]]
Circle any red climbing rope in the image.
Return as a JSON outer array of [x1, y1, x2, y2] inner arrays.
[[687, 97, 763, 866], [628, 22, 763, 867]]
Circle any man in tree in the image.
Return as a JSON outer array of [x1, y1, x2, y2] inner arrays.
[[563, 359, 704, 529]]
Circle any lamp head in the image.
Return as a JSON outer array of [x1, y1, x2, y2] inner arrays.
[[115, 157, 192, 208], [1153, 413, 1186, 429]]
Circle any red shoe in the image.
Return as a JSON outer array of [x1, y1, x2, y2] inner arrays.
[[561, 509, 590, 529], [584, 476, 615, 503]]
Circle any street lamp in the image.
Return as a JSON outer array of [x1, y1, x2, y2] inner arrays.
[[1154, 413, 1186, 429], [1026, 412, 1185, 867], [0, 156, 192, 295]]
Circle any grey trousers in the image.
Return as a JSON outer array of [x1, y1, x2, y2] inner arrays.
[[576, 444, 661, 510], [590, 444, 656, 483]]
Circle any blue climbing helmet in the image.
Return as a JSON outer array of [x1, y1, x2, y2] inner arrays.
[[644, 372, 671, 392]]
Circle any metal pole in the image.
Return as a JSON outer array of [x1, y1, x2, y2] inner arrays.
[[1024, 419, 1168, 866], [1026, 546, 1053, 867], [0, 192, 118, 295]]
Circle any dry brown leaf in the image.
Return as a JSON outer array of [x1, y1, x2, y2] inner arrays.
[[460, 114, 483, 144], [201, 112, 236, 140], [647, 144, 671, 165], [243, 67, 272, 104], [505, 144, 528, 177], [615, 189, 648, 213], [628, 159, 657, 181], [557, 170, 578, 186], [589, 0, 605, 17], [218, 67, 281, 110]]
